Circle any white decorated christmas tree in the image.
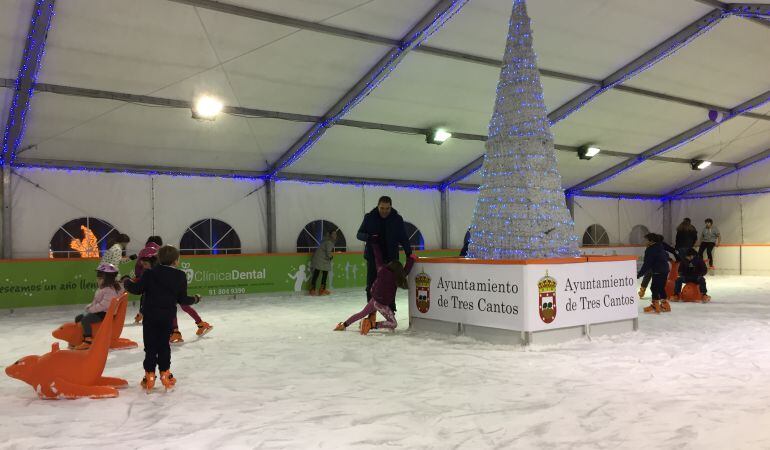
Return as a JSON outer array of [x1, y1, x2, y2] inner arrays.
[[467, 0, 579, 260]]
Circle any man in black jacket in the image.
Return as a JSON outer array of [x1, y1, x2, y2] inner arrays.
[[124, 245, 200, 391], [357, 196, 412, 312]]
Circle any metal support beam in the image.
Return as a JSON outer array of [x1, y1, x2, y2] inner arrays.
[[163, 0, 770, 124], [665, 146, 770, 198], [548, 9, 725, 125], [267, 0, 470, 176], [662, 200, 673, 243], [276, 172, 438, 189], [694, 0, 770, 29], [2, 0, 56, 166], [1, 166, 10, 258], [676, 186, 770, 199], [566, 89, 770, 194], [265, 178, 276, 253], [440, 188, 449, 248]]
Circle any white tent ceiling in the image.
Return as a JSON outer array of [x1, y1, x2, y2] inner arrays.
[[1, 0, 768, 196]]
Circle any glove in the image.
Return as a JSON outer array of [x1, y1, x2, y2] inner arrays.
[[194, 294, 202, 304]]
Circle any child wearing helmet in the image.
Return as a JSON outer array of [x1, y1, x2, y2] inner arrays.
[[73, 262, 125, 350]]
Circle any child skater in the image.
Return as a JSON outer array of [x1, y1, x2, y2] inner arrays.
[[101, 233, 134, 270], [74, 263, 124, 350], [674, 248, 710, 302], [124, 245, 202, 392], [637, 233, 671, 314], [638, 234, 678, 298], [133, 242, 160, 324], [335, 236, 416, 334], [309, 230, 336, 296]]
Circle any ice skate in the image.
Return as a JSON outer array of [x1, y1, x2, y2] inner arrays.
[[74, 337, 92, 351], [660, 300, 671, 312], [141, 371, 156, 392], [643, 300, 661, 314], [701, 294, 711, 303], [196, 321, 213, 336], [308, 288, 317, 296], [134, 313, 143, 324], [333, 322, 346, 331], [170, 329, 184, 344], [670, 294, 681, 302], [319, 285, 331, 296], [159, 370, 176, 391], [638, 287, 646, 298], [360, 312, 376, 330], [360, 316, 375, 335]]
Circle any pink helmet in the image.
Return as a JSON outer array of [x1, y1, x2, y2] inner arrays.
[[138, 245, 158, 260], [96, 263, 118, 273]]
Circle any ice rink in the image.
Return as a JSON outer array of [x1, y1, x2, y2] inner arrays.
[[2, 275, 770, 449]]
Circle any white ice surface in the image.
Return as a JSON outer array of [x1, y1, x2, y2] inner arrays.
[[2, 275, 770, 449]]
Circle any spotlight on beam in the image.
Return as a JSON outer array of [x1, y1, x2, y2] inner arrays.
[[578, 145, 601, 160], [427, 128, 452, 145], [691, 159, 711, 170], [192, 95, 223, 120]]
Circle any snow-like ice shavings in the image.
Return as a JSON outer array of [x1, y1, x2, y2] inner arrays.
[[0, 275, 769, 448]]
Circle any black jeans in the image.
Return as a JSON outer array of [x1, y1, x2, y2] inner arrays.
[[651, 272, 668, 300], [698, 242, 716, 267], [143, 315, 174, 372], [310, 269, 328, 289], [75, 311, 106, 338]]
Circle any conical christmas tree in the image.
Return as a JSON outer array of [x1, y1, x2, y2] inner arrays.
[[467, 0, 579, 260]]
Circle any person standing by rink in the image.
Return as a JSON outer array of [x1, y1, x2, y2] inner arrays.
[[357, 196, 412, 315], [309, 230, 336, 296], [698, 218, 721, 269], [639, 234, 678, 298], [674, 218, 698, 259]]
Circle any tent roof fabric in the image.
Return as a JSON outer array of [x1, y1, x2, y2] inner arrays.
[[1, 0, 768, 197]]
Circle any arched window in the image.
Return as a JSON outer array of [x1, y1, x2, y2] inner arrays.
[[49, 217, 119, 259], [296, 220, 347, 253], [629, 225, 650, 245], [582, 224, 610, 246], [404, 222, 425, 251], [180, 219, 241, 255]]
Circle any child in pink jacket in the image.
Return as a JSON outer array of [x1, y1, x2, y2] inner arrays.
[[335, 236, 416, 334], [74, 263, 124, 350]]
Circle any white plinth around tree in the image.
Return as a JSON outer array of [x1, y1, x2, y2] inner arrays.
[[408, 255, 639, 345]]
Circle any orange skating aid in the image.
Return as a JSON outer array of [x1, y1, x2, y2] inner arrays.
[[52, 293, 138, 350], [5, 298, 128, 399], [680, 283, 704, 302]]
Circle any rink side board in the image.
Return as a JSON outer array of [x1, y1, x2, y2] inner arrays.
[[408, 256, 638, 343]]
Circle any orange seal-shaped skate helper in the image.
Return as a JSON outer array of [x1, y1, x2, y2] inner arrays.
[[5, 297, 129, 399], [52, 292, 137, 350]]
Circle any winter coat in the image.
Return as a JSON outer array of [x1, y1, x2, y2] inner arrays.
[[311, 237, 334, 272], [124, 265, 198, 319], [370, 239, 415, 307], [637, 242, 670, 278], [460, 230, 471, 257], [86, 285, 124, 314], [101, 244, 124, 268], [357, 207, 412, 263], [675, 225, 698, 249], [679, 258, 708, 278]]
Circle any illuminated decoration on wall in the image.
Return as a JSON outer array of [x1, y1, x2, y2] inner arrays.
[[296, 220, 346, 253], [69, 225, 99, 258], [180, 219, 241, 255], [50, 217, 118, 259], [467, 0, 579, 260]]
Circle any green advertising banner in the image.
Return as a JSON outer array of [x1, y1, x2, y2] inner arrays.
[[0, 250, 458, 309]]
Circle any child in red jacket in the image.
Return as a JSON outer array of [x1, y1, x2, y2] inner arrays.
[[335, 237, 416, 334]]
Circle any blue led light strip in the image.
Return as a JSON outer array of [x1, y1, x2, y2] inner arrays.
[[1, 0, 56, 166], [267, 0, 470, 177]]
